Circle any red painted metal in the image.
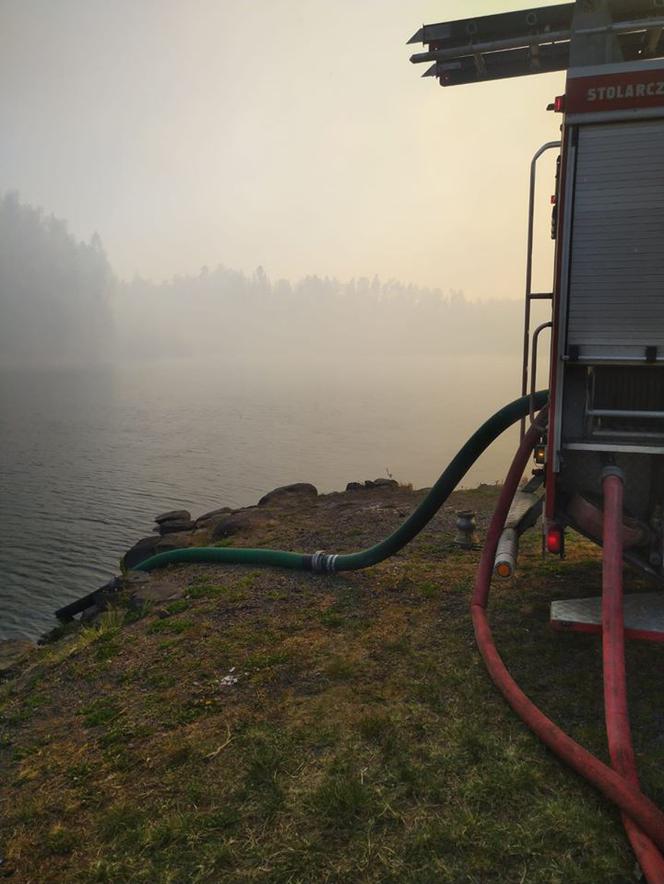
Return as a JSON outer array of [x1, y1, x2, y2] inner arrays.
[[566, 67, 664, 114]]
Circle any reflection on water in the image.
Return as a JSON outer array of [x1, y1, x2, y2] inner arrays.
[[0, 354, 522, 640]]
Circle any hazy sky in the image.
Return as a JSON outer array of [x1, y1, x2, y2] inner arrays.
[[1, 0, 567, 298]]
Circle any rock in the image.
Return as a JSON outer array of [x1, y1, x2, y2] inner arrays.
[[195, 507, 232, 527], [372, 478, 398, 488], [258, 483, 318, 507], [158, 518, 196, 535], [155, 531, 197, 552], [98, 576, 123, 593], [346, 482, 363, 491], [364, 480, 376, 488], [123, 570, 151, 587], [211, 508, 276, 540], [122, 535, 160, 570], [0, 640, 35, 675], [155, 509, 191, 525]]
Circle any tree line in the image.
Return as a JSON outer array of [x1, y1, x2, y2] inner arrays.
[[0, 192, 113, 366], [2, 192, 522, 365]]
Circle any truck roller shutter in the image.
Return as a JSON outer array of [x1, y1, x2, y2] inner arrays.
[[567, 120, 664, 361]]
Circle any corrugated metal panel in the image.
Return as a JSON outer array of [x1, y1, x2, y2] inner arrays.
[[567, 120, 664, 359]]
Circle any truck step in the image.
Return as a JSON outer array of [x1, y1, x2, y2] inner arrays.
[[550, 592, 664, 643]]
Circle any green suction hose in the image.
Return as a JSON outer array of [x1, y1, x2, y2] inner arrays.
[[136, 391, 548, 575]]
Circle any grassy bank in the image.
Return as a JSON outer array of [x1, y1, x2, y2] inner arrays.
[[1, 484, 662, 882]]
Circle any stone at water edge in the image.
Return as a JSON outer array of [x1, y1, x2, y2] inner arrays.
[[155, 530, 198, 552], [211, 508, 278, 540], [122, 535, 160, 570], [258, 483, 318, 506], [154, 509, 191, 525], [157, 519, 196, 535], [122, 571, 151, 587], [195, 506, 232, 527]]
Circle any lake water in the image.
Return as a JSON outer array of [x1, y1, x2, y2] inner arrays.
[[0, 354, 524, 641]]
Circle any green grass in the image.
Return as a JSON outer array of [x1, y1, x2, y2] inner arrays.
[[186, 582, 226, 599], [0, 489, 658, 883], [148, 616, 194, 635], [45, 824, 78, 856], [324, 656, 358, 681], [81, 698, 121, 728], [309, 762, 375, 828], [165, 599, 189, 615]]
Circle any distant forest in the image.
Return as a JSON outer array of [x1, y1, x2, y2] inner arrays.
[[0, 193, 113, 366], [1, 193, 522, 365]]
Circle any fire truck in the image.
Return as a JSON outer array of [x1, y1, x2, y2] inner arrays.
[[411, 0, 664, 621], [410, 4, 664, 875]]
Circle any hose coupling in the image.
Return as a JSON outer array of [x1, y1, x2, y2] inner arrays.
[[310, 551, 338, 574]]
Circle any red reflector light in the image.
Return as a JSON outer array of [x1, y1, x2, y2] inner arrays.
[[546, 526, 563, 554], [554, 95, 565, 113]]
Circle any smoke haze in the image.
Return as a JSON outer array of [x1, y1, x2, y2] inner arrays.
[[1, 1, 564, 645], [0, 193, 113, 366], [2, 0, 565, 305], [1, 191, 534, 368]]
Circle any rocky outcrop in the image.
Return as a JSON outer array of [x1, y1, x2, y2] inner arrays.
[[211, 508, 278, 540], [155, 509, 191, 524], [155, 530, 198, 552], [258, 483, 318, 507], [157, 518, 196, 535], [154, 509, 196, 536], [346, 478, 398, 490], [195, 506, 232, 528], [122, 535, 160, 571], [51, 476, 407, 633]]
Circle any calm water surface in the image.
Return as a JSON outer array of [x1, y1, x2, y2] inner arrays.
[[0, 355, 522, 640]]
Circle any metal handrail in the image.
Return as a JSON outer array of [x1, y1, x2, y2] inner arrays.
[[520, 141, 560, 439], [530, 321, 553, 425]]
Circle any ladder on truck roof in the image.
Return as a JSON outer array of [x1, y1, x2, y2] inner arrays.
[[409, 0, 664, 436], [409, 1, 664, 87]]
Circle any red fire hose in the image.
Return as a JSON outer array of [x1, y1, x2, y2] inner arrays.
[[601, 469, 664, 881], [470, 418, 664, 870]]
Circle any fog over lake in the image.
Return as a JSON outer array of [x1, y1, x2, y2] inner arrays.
[[1, 350, 529, 641], [1, 1, 561, 642], [0, 179, 552, 642]]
